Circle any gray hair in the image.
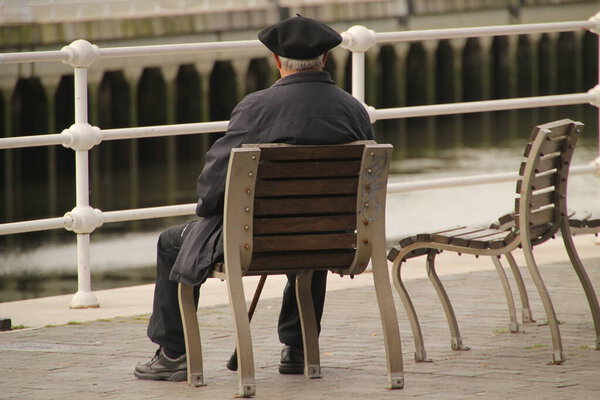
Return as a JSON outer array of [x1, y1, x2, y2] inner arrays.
[[279, 54, 325, 71]]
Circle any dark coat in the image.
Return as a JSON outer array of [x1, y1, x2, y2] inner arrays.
[[170, 70, 374, 286]]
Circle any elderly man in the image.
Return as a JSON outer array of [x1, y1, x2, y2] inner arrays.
[[134, 15, 374, 381]]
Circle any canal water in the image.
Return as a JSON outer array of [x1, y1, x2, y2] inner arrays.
[[0, 107, 599, 302]]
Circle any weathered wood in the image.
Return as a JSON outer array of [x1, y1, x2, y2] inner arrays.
[[517, 171, 557, 192], [430, 227, 488, 244], [254, 143, 367, 160], [254, 178, 358, 197], [253, 233, 357, 252], [254, 196, 356, 216], [253, 215, 356, 235], [515, 191, 555, 213], [248, 250, 357, 273], [257, 160, 361, 179]]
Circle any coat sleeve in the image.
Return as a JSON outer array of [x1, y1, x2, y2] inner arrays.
[[195, 99, 254, 217]]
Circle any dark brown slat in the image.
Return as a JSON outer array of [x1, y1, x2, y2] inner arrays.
[[517, 172, 557, 192], [254, 196, 356, 216], [249, 250, 356, 272], [539, 136, 567, 156], [256, 144, 366, 160], [486, 230, 518, 249], [516, 207, 556, 229], [450, 229, 504, 247], [529, 207, 557, 227], [258, 161, 361, 179], [518, 155, 560, 176], [253, 215, 356, 235], [254, 178, 358, 197], [253, 233, 356, 252], [431, 227, 487, 244], [515, 191, 555, 212]]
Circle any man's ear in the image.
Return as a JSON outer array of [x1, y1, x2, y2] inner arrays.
[[272, 53, 282, 69], [322, 51, 329, 67]]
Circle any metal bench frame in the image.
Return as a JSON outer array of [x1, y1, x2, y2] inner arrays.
[[178, 141, 403, 397], [387, 119, 600, 365]]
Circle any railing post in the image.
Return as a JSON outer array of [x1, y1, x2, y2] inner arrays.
[[60, 40, 104, 308], [341, 25, 377, 122]]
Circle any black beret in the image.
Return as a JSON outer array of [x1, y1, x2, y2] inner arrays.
[[258, 15, 342, 59]]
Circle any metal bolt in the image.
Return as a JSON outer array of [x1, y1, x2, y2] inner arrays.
[[251, 155, 257, 160], [245, 207, 250, 212], [248, 172, 253, 177], [363, 220, 369, 225], [365, 184, 371, 190], [244, 225, 249, 230], [246, 188, 251, 194], [370, 152, 375, 156], [244, 243, 250, 249], [363, 239, 369, 244], [367, 168, 372, 173], [364, 202, 369, 207]]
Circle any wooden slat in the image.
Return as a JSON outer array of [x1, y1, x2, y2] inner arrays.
[[450, 228, 504, 247], [515, 191, 555, 212], [516, 207, 556, 229], [257, 160, 361, 179], [248, 250, 356, 272], [518, 154, 560, 176], [253, 233, 356, 252], [430, 227, 487, 244], [255, 144, 366, 160], [254, 196, 356, 216], [529, 207, 557, 227], [254, 178, 358, 197], [517, 171, 557, 192], [253, 215, 356, 235]]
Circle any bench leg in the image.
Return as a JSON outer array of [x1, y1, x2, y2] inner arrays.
[[226, 273, 256, 397], [561, 224, 600, 350], [295, 270, 322, 379], [522, 243, 565, 364], [371, 248, 404, 389], [505, 252, 535, 323], [392, 256, 431, 362], [491, 255, 520, 333], [178, 283, 206, 387], [426, 252, 470, 352]]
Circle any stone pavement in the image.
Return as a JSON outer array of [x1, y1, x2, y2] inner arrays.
[[0, 237, 599, 399]]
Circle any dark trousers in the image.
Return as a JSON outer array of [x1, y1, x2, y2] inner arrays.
[[147, 222, 327, 354]]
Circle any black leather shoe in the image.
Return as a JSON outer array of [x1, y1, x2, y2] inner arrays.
[[134, 348, 187, 381], [226, 350, 238, 371], [279, 346, 304, 375]]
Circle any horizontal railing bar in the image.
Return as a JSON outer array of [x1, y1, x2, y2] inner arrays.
[[376, 93, 594, 120], [102, 121, 228, 141], [99, 40, 265, 59], [387, 164, 595, 194], [375, 20, 594, 43], [2, 166, 596, 235], [0, 133, 68, 150], [102, 204, 196, 223], [0, 50, 69, 64], [1, 92, 594, 149], [0, 215, 73, 235]]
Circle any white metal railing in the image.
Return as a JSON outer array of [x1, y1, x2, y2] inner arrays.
[[1, 15, 600, 307]]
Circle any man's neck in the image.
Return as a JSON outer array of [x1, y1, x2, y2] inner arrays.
[[279, 67, 322, 79]]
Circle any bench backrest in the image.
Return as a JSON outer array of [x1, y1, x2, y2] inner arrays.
[[514, 119, 582, 244], [222, 141, 392, 276]]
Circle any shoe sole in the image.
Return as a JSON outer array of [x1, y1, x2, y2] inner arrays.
[[134, 369, 187, 382], [279, 364, 304, 375]]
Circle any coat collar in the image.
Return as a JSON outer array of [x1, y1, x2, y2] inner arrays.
[[272, 70, 335, 87]]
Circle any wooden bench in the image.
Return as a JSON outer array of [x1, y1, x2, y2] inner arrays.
[[387, 119, 600, 365], [178, 141, 404, 397]]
